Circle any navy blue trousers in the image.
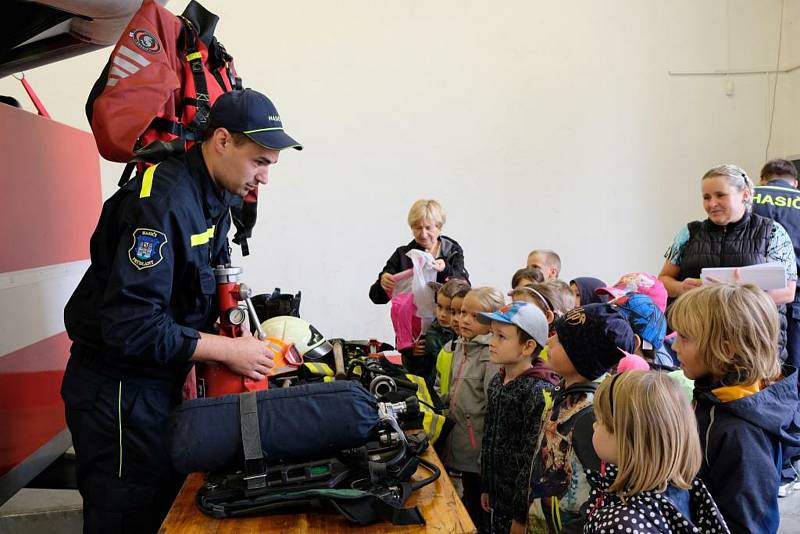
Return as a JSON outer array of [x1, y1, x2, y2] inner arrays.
[[61, 359, 185, 533]]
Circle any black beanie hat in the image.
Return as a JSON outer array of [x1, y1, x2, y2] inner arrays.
[[554, 303, 636, 380]]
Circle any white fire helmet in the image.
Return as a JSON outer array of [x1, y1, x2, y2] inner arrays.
[[260, 316, 331, 360]]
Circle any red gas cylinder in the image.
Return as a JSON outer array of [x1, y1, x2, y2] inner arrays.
[[196, 265, 286, 398]]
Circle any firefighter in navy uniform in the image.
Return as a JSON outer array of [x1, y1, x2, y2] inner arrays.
[[61, 89, 302, 533], [752, 159, 800, 369], [752, 158, 800, 495]]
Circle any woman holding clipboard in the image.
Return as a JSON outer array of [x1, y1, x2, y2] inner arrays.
[[658, 164, 797, 361]]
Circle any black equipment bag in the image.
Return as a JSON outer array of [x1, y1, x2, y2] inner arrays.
[[250, 288, 302, 325], [167, 381, 378, 474], [196, 422, 440, 525]]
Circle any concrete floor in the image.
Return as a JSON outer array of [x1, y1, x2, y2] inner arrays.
[[0, 489, 82, 534], [779, 489, 800, 533]]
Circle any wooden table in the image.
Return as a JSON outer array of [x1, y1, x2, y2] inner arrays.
[[159, 447, 476, 533]]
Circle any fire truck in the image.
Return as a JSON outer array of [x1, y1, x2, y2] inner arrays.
[[0, 0, 148, 523]]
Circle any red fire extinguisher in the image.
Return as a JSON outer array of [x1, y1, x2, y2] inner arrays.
[[196, 265, 294, 398]]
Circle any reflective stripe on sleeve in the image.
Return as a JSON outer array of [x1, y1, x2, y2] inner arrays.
[[139, 164, 159, 198]]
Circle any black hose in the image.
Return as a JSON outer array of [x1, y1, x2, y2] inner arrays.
[[409, 457, 440, 491]]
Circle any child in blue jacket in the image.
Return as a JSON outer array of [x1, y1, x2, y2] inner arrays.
[[670, 283, 800, 534]]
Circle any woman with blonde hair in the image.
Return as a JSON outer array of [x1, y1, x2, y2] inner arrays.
[[369, 199, 469, 375], [585, 370, 729, 533], [669, 283, 800, 533], [658, 164, 796, 361]]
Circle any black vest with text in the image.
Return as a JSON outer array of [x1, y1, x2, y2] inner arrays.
[[680, 212, 787, 361], [752, 179, 800, 304]]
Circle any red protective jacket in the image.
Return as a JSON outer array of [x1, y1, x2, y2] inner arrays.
[[87, 0, 238, 163]]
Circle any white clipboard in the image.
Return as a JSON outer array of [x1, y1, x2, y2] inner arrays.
[[700, 263, 787, 291]]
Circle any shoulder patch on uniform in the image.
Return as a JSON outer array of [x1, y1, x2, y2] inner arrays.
[[129, 29, 161, 54], [128, 228, 167, 270]]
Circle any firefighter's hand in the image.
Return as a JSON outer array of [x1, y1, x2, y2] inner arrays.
[[380, 272, 396, 294], [510, 519, 527, 534], [223, 335, 276, 380], [480, 492, 490, 512], [412, 338, 426, 357]]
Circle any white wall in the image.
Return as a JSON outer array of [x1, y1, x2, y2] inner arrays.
[[2, 0, 798, 343], [767, 0, 800, 160]]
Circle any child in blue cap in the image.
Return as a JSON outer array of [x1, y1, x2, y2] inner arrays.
[[478, 302, 559, 534]]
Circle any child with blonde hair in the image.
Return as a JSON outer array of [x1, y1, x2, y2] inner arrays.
[[509, 280, 573, 330], [669, 283, 800, 533], [441, 287, 504, 528], [509, 280, 575, 365], [585, 370, 729, 533]]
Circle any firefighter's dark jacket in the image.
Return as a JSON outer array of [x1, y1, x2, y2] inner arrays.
[[369, 236, 469, 304], [753, 178, 800, 303], [65, 145, 240, 384]]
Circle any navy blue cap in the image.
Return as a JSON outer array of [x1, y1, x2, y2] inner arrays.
[[208, 89, 302, 151], [554, 303, 636, 380]]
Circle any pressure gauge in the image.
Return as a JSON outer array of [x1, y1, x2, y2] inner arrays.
[[228, 307, 246, 325]]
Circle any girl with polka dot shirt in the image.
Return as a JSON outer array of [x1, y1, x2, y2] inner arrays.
[[584, 371, 729, 533]]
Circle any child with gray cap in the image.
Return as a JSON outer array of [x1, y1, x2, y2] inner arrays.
[[478, 302, 560, 534], [511, 303, 636, 534]]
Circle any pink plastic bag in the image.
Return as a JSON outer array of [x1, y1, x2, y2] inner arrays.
[[387, 250, 436, 350], [390, 291, 421, 351]]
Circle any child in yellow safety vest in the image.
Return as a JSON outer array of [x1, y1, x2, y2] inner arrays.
[[434, 282, 471, 405], [421, 278, 469, 389]]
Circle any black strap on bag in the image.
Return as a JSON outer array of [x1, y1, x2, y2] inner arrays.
[[331, 488, 426, 526], [239, 391, 266, 493], [179, 15, 212, 138]]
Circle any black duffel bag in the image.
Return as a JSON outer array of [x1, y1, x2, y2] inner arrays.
[[167, 381, 379, 474]]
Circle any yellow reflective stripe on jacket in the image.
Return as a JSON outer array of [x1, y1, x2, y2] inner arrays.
[[542, 389, 554, 414], [190, 225, 216, 247], [185, 52, 202, 61], [435, 348, 454, 397], [405, 373, 445, 443], [304, 362, 334, 377], [406, 374, 430, 404], [139, 164, 159, 198], [428, 408, 445, 444], [553, 496, 562, 530], [117, 381, 123, 478]]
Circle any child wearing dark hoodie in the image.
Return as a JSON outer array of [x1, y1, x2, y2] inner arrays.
[[511, 304, 636, 534], [669, 283, 800, 534], [477, 302, 560, 534], [584, 370, 730, 533], [568, 277, 608, 307]]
